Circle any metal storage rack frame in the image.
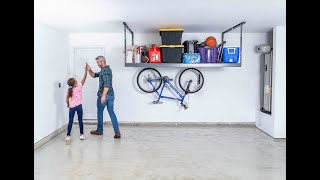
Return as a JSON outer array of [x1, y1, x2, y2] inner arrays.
[[123, 21, 246, 68]]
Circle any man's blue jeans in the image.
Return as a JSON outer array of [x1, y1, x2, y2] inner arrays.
[[97, 95, 120, 132]]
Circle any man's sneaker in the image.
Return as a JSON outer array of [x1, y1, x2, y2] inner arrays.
[[90, 130, 103, 135], [114, 132, 121, 138], [80, 134, 85, 140], [65, 136, 71, 145]]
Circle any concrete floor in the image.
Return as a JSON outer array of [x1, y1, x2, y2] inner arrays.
[[34, 124, 286, 180]]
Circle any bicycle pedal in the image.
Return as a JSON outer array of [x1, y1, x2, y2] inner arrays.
[[181, 104, 188, 110], [153, 100, 163, 104], [180, 102, 188, 109]]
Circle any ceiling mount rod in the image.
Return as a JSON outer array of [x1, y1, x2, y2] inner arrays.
[[218, 21, 246, 63], [123, 22, 133, 35], [123, 22, 134, 45], [123, 22, 134, 65], [222, 21, 246, 34]]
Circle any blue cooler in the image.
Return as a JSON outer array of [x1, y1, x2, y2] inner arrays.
[[182, 53, 200, 63], [222, 46, 240, 63]]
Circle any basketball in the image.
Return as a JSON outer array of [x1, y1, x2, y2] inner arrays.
[[205, 36, 217, 47]]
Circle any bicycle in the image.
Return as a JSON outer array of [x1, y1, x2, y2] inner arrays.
[[136, 68, 204, 109]]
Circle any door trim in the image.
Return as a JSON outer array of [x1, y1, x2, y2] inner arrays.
[[70, 46, 105, 120]]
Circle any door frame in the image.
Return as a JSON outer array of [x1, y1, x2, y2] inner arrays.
[[70, 46, 105, 121]]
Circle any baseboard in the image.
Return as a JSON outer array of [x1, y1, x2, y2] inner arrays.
[[117, 122, 255, 127], [34, 124, 68, 150], [77, 120, 255, 127]]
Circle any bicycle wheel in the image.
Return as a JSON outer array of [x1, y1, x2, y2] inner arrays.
[[137, 68, 162, 93], [178, 68, 204, 93]]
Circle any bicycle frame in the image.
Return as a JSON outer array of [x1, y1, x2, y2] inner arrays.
[[148, 78, 186, 103]]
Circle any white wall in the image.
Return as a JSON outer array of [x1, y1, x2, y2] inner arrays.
[[34, 21, 70, 143], [273, 26, 286, 138], [70, 32, 271, 123], [256, 26, 286, 138]]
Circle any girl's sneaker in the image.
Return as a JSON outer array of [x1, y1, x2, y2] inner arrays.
[[80, 134, 85, 140], [65, 136, 71, 145]]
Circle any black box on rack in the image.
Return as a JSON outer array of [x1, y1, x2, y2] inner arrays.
[[159, 28, 184, 45], [160, 45, 184, 63]]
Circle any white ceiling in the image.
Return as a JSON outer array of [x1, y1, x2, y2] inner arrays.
[[35, 0, 286, 33]]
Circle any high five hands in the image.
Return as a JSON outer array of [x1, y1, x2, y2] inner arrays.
[[85, 62, 91, 71]]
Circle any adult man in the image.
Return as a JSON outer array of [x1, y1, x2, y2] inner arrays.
[[86, 56, 121, 138]]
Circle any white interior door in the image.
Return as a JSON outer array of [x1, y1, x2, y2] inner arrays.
[[73, 47, 104, 120]]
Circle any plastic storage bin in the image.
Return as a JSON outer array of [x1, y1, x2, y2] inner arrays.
[[182, 53, 200, 63], [160, 45, 184, 63], [198, 47, 219, 63], [183, 40, 198, 53], [222, 46, 240, 63], [159, 28, 184, 45]]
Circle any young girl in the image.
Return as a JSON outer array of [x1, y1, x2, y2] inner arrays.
[[65, 66, 88, 145]]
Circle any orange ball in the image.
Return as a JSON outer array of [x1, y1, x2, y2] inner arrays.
[[205, 36, 217, 47]]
